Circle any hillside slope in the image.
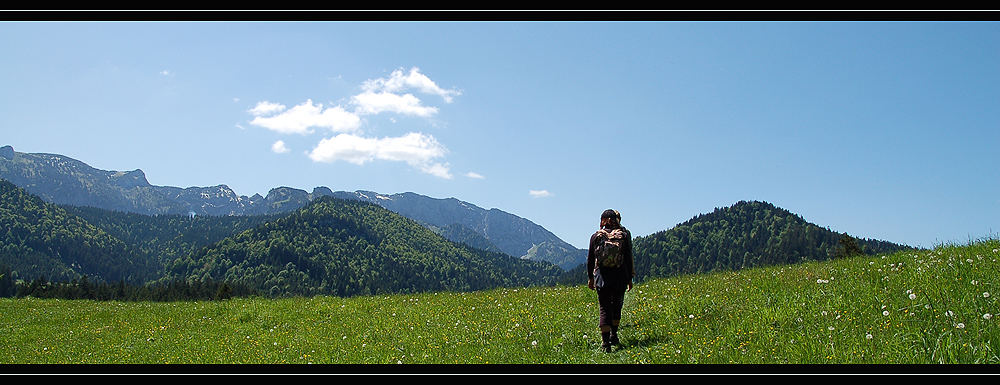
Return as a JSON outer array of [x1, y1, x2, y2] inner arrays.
[[632, 200, 913, 280], [5, 239, 996, 364], [161, 196, 566, 297], [0, 179, 152, 283], [562, 200, 913, 284]]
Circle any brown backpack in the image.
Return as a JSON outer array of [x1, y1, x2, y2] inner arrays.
[[594, 228, 625, 268]]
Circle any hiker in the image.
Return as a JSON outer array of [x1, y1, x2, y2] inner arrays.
[[587, 209, 635, 352]]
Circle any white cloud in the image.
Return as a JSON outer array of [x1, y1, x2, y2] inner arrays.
[[465, 172, 485, 180], [248, 101, 286, 116], [308, 132, 452, 179], [159, 70, 171, 76], [362, 67, 461, 103], [249, 99, 361, 135], [351, 91, 438, 117], [529, 189, 553, 198], [248, 67, 461, 179], [271, 140, 290, 154]]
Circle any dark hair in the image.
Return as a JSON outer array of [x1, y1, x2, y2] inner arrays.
[[601, 209, 620, 220]]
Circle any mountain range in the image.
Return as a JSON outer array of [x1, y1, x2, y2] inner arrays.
[[0, 145, 586, 270], [0, 145, 916, 299], [0, 178, 566, 296]]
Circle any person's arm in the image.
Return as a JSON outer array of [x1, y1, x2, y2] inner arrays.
[[627, 232, 635, 278], [587, 233, 597, 289], [625, 229, 635, 290]]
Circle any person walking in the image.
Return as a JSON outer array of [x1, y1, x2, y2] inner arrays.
[[587, 209, 635, 352]]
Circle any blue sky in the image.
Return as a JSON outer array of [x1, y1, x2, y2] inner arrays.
[[1, 20, 998, 249]]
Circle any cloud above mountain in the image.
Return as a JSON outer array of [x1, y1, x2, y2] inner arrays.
[[247, 67, 459, 179], [361, 67, 461, 103], [308, 132, 452, 179], [249, 100, 361, 135]]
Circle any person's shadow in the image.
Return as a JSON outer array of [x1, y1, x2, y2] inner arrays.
[[611, 323, 672, 351]]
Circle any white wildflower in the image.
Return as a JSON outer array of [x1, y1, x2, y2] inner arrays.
[[866, 333, 873, 340], [956, 323, 966, 329], [883, 310, 890, 316], [909, 293, 917, 300], [984, 292, 991, 298], [984, 313, 993, 320]]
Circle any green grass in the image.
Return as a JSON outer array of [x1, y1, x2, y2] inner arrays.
[[2, 239, 999, 364]]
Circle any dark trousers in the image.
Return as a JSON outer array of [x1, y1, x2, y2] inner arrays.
[[597, 285, 626, 329]]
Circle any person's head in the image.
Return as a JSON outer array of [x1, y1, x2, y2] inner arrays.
[[600, 209, 621, 228]]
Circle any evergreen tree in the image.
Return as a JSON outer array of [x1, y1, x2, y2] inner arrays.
[[0, 263, 14, 297], [834, 234, 865, 259]]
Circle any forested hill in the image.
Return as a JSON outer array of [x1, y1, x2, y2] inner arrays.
[[0, 145, 585, 270], [560, 200, 913, 285], [0, 179, 153, 283], [630, 200, 913, 280], [61, 205, 288, 269], [160, 196, 566, 297]]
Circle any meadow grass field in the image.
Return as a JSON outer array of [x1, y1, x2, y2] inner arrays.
[[2, 239, 998, 365]]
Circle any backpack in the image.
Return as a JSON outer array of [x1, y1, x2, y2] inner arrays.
[[594, 228, 626, 268]]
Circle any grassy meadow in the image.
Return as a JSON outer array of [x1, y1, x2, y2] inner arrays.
[[2, 239, 998, 365]]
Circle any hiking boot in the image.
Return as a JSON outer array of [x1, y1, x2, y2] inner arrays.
[[609, 333, 620, 347], [601, 331, 612, 352]]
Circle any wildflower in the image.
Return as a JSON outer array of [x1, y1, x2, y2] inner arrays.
[[956, 323, 966, 329], [531, 340, 538, 347], [689, 314, 695, 319], [883, 310, 890, 316], [946, 310, 955, 317], [909, 293, 917, 300], [984, 292, 991, 298], [984, 314, 993, 320], [866, 333, 873, 340]]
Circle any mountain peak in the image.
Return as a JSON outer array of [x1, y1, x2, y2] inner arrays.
[[109, 169, 149, 188]]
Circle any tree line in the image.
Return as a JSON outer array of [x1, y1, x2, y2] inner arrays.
[[0, 263, 254, 301]]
